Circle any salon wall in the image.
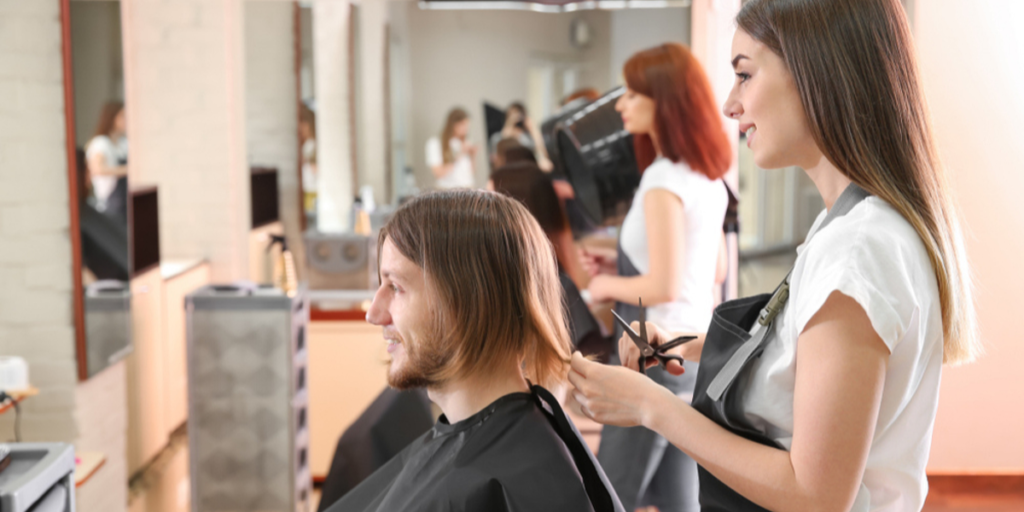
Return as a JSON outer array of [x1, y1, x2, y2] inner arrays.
[[397, 5, 612, 187], [121, 0, 250, 281], [69, 0, 125, 146], [0, 1, 129, 510], [608, 8, 690, 86], [916, 0, 1024, 472], [243, 0, 301, 255]]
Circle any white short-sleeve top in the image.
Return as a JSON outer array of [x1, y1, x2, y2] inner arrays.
[[85, 135, 128, 210], [426, 137, 475, 189], [739, 196, 944, 512], [619, 157, 728, 332]]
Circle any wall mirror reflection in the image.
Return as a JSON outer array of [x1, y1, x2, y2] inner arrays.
[[68, 0, 132, 379]]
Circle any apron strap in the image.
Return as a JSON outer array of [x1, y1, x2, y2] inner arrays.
[[705, 183, 871, 402]]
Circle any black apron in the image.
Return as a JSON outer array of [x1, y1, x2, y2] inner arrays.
[[691, 183, 870, 511], [597, 245, 700, 512]]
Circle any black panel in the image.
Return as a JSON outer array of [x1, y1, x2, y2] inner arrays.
[[555, 87, 640, 226], [251, 167, 280, 228], [131, 187, 160, 276]]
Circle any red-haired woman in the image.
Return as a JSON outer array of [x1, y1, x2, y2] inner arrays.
[[584, 43, 731, 512]]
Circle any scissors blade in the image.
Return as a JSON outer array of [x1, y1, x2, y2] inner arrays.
[[610, 309, 651, 353], [637, 298, 647, 344]]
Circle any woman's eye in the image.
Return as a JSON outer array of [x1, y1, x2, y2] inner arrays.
[[391, 284, 400, 293], [736, 72, 751, 83]]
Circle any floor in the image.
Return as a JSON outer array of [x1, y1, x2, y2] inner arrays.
[[127, 427, 1024, 512]]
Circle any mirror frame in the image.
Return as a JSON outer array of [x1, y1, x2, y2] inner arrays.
[[59, 0, 89, 381]]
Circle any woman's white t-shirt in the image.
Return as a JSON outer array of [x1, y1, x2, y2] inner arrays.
[[85, 135, 128, 211], [619, 157, 727, 332], [739, 196, 943, 512], [425, 137, 474, 189]]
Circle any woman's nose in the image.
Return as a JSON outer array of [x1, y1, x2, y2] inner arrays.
[[722, 89, 742, 119]]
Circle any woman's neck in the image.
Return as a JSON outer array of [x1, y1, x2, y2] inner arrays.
[[427, 363, 529, 424], [803, 154, 852, 211]]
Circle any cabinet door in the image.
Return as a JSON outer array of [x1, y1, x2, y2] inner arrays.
[[308, 320, 389, 479], [127, 267, 166, 474], [162, 263, 210, 434]]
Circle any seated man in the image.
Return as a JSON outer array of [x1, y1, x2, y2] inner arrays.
[[327, 190, 622, 512]]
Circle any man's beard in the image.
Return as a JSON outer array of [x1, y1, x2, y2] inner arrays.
[[388, 335, 449, 390]]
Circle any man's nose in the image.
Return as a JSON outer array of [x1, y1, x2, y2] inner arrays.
[[366, 287, 390, 325]]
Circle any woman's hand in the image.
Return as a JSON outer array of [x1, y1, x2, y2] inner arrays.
[[619, 321, 704, 371], [585, 274, 616, 303], [617, 321, 685, 375], [579, 246, 616, 278], [568, 352, 675, 427]]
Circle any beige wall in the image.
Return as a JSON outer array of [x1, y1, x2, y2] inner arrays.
[[608, 8, 690, 86], [917, 0, 1024, 471], [397, 5, 612, 188], [243, 0, 302, 257], [122, 0, 250, 282]]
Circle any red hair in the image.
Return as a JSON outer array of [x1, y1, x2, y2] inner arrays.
[[623, 43, 731, 180]]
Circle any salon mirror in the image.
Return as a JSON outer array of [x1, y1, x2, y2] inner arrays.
[[67, 0, 132, 379], [386, 3, 692, 208]]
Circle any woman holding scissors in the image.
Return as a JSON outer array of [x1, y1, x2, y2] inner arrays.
[[569, 0, 980, 510], [582, 43, 732, 512]]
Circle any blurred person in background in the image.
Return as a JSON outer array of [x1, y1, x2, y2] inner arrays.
[[426, 107, 477, 189], [582, 43, 732, 512], [85, 101, 129, 222], [489, 102, 553, 172], [300, 104, 318, 225], [488, 164, 611, 365]]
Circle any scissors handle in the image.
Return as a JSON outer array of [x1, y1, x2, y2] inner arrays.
[[657, 335, 698, 353]]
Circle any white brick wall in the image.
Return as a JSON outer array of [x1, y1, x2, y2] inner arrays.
[[0, 0, 79, 444], [243, 1, 302, 260], [0, 2, 130, 511], [123, 0, 250, 282]]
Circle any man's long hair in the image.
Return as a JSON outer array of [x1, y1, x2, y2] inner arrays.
[[379, 190, 572, 389]]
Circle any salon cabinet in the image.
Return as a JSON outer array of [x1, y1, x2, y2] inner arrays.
[[125, 260, 210, 475], [308, 319, 390, 480]]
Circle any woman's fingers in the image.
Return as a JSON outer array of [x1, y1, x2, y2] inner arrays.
[[665, 360, 686, 376]]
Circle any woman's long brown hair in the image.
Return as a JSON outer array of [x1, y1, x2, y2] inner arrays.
[[439, 107, 469, 164], [738, 0, 979, 364]]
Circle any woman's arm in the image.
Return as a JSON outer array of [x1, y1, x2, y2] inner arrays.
[[554, 230, 590, 291], [524, 117, 554, 172], [573, 291, 889, 512], [86, 151, 127, 177], [588, 189, 685, 306]]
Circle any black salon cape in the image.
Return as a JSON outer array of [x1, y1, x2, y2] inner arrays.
[[324, 387, 624, 512]]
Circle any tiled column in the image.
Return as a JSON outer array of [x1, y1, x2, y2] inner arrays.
[[312, 0, 352, 232]]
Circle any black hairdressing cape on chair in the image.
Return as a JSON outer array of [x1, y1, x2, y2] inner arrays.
[[323, 385, 624, 512]]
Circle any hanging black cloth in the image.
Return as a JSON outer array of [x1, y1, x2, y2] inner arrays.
[[691, 183, 871, 511], [324, 385, 624, 512], [317, 388, 434, 511]]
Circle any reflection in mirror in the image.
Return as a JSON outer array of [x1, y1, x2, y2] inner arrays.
[[69, 0, 132, 378], [298, 2, 317, 231], [387, 6, 690, 208]]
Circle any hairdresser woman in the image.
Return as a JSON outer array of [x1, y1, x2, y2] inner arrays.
[[569, 1, 980, 511], [583, 43, 732, 512]]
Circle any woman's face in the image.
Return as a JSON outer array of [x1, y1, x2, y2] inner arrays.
[[723, 30, 821, 170], [113, 108, 127, 135], [453, 118, 470, 139], [616, 87, 656, 137]]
